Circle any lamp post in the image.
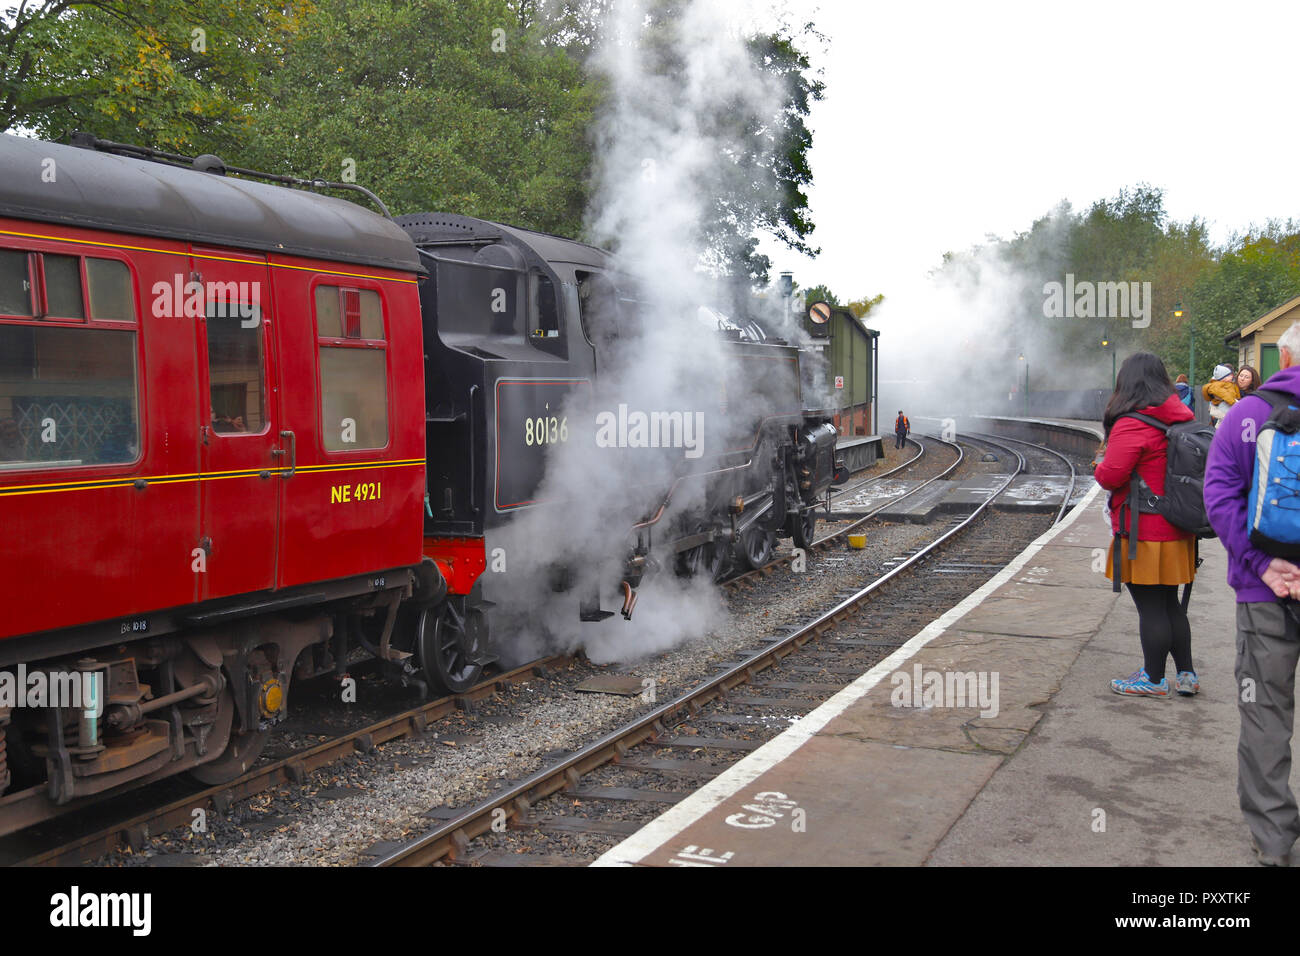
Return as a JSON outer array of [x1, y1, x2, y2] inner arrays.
[[1018, 353, 1028, 416], [1174, 305, 1192, 384], [1102, 333, 1115, 389], [779, 271, 793, 326]]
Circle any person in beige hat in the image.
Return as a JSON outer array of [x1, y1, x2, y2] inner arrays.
[[1202, 363, 1241, 427]]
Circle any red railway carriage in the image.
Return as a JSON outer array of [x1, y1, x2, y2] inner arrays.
[[0, 134, 430, 832]]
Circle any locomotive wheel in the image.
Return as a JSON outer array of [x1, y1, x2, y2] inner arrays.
[[738, 526, 775, 570], [675, 544, 703, 578], [677, 525, 726, 581], [707, 536, 731, 582], [190, 688, 270, 785], [418, 600, 485, 695], [790, 508, 818, 551]]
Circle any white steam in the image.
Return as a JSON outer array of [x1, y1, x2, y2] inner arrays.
[[872, 207, 1116, 422], [483, 0, 794, 666]]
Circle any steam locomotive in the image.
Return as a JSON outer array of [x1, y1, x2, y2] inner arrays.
[[0, 134, 838, 834]]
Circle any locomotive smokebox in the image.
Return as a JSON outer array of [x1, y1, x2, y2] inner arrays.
[[796, 420, 838, 500]]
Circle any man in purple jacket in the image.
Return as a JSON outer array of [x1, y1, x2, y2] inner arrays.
[[1204, 321, 1300, 866]]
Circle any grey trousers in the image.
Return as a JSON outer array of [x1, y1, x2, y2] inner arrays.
[[1235, 602, 1300, 857]]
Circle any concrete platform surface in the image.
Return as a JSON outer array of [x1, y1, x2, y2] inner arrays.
[[593, 483, 1289, 867]]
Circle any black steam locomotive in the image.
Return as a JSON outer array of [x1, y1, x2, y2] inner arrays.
[[399, 212, 840, 675]]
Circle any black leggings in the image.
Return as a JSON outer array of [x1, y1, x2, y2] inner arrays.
[[1126, 583, 1193, 682]]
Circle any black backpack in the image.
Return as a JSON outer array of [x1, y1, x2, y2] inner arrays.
[[1112, 413, 1216, 604]]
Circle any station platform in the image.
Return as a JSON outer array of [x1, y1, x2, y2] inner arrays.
[[593, 483, 1279, 867], [837, 434, 885, 472]]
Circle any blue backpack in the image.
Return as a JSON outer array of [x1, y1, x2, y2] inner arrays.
[[1247, 388, 1300, 557]]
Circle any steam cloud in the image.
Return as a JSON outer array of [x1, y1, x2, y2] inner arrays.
[[483, 0, 795, 665], [873, 208, 1118, 423]]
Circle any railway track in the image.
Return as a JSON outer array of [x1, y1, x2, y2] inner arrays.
[[4, 448, 938, 865], [370, 432, 1061, 867], [826, 437, 923, 504], [8, 441, 952, 866], [724, 433, 964, 589], [11, 430, 1084, 867], [1, 655, 565, 866], [960, 429, 1080, 524]]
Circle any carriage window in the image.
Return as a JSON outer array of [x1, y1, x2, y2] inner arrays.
[[0, 323, 138, 468], [0, 251, 135, 322], [315, 286, 341, 337], [319, 348, 388, 450], [86, 259, 134, 321], [315, 286, 383, 340], [43, 254, 85, 319], [0, 251, 32, 316], [359, 289, 384, 340], [315, 284, 388, 451], [206, 305, 266, 434]]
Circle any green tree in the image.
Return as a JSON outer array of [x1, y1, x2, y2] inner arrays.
[[846, 293, 884, 319], [1067, 184, 1166, 281], [801, 283, 839, 307], [696, 27, 823, 283], [241, 0, 599, 236], [588, 1, 823, 283], [1178, 227, 1300, 383], [1146, 218, 1215, 352], [0, 1, 308, 152]]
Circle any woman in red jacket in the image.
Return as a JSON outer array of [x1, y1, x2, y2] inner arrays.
[[1094, 352, 1198, 698]]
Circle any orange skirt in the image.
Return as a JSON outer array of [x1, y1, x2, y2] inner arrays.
[[1105, 537, 1196, 586]]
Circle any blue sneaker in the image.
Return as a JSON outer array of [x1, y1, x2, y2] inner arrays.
[[1110, 668, 1171, 698], [1175, 671, 1200, 696]]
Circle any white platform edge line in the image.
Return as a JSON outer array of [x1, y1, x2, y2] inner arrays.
[[590, 482, 1104, 867]]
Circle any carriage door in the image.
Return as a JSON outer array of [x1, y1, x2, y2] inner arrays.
[[194, 252, 281, 601]]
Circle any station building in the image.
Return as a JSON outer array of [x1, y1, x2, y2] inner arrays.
[[804, 302, 881, 469], [1226, 294, 1300, 379]]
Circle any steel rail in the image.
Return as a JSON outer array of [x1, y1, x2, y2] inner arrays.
[[827, 436, 925, 504], [723, 433, 965, 589], [9, 655, 566, 867], [963, 430, 1078, 525]]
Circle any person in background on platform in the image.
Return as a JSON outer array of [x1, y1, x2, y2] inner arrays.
[[1203, 364, 1241, 427], [1174, 374, 1196, 413], [1204, 321, 1300, 866], [1094, 352, 1197, 698], [1237, 365, 1261, 396], [893, 410, 909, 450]]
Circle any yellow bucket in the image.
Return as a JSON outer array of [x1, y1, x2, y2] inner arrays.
[[848, 533, 867, 549]]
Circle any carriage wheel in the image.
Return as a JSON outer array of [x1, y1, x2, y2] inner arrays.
[[190, 686, 270, 785], [418, 600, 485, 695]]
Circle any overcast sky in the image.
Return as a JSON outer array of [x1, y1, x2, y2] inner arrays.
[[760, 0, 1300, 303]]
